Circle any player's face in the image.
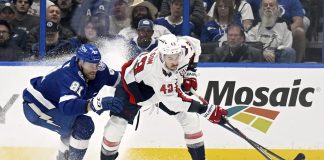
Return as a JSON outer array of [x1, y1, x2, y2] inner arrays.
[[80, 61, 99, 80], [164, 53, 181, 71]]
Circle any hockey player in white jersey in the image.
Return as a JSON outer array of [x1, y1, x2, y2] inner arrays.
[[99, 34, 228, 160]]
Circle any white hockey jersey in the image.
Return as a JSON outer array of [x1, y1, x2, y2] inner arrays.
[[122, 36, 201, 112]]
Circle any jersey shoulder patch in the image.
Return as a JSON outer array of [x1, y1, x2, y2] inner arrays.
[[98, 62, 107, 71]]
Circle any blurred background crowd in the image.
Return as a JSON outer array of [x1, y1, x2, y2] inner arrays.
[[0, 0, 322, 63]]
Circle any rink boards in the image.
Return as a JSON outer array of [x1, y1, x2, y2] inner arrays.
[[1, 65, 324, 160]]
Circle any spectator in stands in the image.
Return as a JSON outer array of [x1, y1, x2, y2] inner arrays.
[[69, 17, 100, 49], [27, 4, 75, 51], [46, 4, 62, 22], [200, 0, 234, 44], [155, 0, 194, 36], [129, 19, 158, 58], [210, 24, 262, 62], [71, 0, 104, 35], [207, 0, 254, 31], [0, 2, 28, 50], [46, 4, 74, 37], [0, 20, 24, 61], [11, 0, 39, 34], [246, 0, 296, 63], [119, 0, 171, 40], [0, 2, 15, 20], [160, 0, 206, 36], [247, 0, 305, 62], [92, 2, 111, 38], [30, 21, 74, 60], [108, 0, 130, 35], [55, 0, 75, 32]]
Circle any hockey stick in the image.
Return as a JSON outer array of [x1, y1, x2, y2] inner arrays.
[[190, 88, 305, 160]]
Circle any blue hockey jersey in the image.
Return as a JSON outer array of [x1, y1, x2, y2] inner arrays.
[[200, 20, 227, 42], [23, 56, 121, 116], [154, 17, 194, 36]]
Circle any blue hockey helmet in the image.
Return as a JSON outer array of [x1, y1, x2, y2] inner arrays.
[[76, 43, 101, 64]]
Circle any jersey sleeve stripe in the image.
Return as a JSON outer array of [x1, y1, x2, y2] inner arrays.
[[26, 85, 56, 110], [59, 95, 78, 103], [121, 60, 137, 104], [112, 72, 121, 88]]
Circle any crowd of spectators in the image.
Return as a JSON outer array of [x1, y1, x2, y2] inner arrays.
[[0, 0, 322, 63]]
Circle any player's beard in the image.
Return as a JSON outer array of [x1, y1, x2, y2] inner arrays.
[[83, 70, 96, 81], [260, 8, 279, 28], [85, 72, 96, 80], [79, 65, 96, 81]]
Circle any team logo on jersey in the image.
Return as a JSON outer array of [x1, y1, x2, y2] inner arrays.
[[97, 62, 106, 71]]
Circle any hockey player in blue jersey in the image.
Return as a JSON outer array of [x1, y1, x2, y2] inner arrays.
[[22, 43, 124, 160]]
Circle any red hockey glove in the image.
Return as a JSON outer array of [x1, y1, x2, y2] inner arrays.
[[202, 104, 228, 124], [183, 70, 198, 95]]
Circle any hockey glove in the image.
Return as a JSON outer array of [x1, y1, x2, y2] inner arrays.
[[202, 104, 228, 124], [90, 96, 123, 115], [183, 70, 198, 95]]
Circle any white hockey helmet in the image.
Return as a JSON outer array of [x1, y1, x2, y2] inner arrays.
[[158, 34, 182, 56]]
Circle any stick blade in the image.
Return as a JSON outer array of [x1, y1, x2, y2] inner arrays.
[[293, 153, 305, 160]]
